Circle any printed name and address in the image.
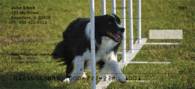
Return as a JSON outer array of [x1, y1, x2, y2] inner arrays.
[[9, 5, 51, 24]]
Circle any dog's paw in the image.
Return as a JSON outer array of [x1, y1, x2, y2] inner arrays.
[[81, 72, 87, 79], [116, 74, 127, 83], [63, 78, 70, 83]]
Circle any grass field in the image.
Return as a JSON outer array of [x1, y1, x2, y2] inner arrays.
[[0, 0, 195, 89]]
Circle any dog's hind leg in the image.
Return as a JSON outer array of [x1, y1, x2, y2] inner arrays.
[[69, 56, 84, 82], [63, 63, 73, 83], [80, 60, 89, 79]]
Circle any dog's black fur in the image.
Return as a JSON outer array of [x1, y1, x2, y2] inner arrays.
[[52, 14, 126, 83]]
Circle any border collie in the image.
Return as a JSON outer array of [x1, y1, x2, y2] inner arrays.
[[52, 14, 126, 83]]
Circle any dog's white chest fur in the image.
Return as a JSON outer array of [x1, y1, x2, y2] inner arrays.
[[83, 36, 118, 62], [85, 23, 118, 60]]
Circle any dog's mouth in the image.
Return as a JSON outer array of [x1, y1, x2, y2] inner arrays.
[[107, 32, 122, 42]]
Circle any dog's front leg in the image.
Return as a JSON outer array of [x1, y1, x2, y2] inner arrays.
[[69, 56, 84, 82], [107, 52, 126, 83], [108, 60, 126, 83]]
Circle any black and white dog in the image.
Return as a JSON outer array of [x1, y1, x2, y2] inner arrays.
[[52, 14, 126, 83]]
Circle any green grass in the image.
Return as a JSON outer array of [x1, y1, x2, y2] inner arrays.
[[0, 0, 195, 89]]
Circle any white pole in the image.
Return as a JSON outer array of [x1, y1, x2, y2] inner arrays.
[[90, 0, 96, 89], [122, 0, 126, 63], [138, 0, 142, 43], [102, 0, 106, 15], [112, 0, 116, 14], [129, 0, 134, 53]]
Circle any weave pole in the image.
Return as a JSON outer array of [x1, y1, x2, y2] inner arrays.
[[102, 0, 106, 15], [129, 0, 134, 52], [112, 0, 116, 14], [122, 0, 127, 63], [90, 0, 96, 89], [138, 0, 142, 43]]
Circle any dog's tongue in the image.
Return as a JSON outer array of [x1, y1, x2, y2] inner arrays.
[[114, 33, 121, 41]]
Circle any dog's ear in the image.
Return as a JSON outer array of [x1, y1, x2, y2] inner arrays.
[[111, 14, 121, 24]]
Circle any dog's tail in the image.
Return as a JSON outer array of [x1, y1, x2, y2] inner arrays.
[[52, 41, 67, 59]]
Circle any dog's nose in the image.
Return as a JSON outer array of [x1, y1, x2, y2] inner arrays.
[[120, 28, 125, 32]]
